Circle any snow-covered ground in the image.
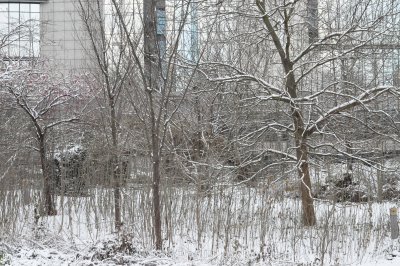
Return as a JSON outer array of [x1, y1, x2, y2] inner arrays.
[[1, 183, 400, 265]]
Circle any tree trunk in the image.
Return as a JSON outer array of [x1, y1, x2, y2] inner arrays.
[[307, 0, 319, 44], [113, 177, 122, 230], [377, 158, 383, 203], [144, 0, 164, 250], [152, 134, 162, 250], [286, 54, 316, 226], [289, 70, 317, 226], [345, 140, 353, 174], [289, 69, 316, 226], [295, 138, 316, 226], [110, 102, 122, 230], [39, 135, 56, 216]]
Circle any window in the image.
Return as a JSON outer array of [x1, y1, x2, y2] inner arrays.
[[174, 0, 199, 62], [156, 8, 166, 35], [0, 3, 40, 59]]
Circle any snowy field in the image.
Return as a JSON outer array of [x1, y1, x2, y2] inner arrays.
[[1, 183, 400, 265]]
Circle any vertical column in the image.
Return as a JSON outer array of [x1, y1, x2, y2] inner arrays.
[[144, 0, 166, 90], [307, 0, 318, 44], [189, 0, 199, 62]]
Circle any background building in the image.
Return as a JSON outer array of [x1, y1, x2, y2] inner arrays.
[[0, 0, 92, 72], [40, 0, 90, 72], [0, 0, 199, 73], [0, 1, 41, 59]]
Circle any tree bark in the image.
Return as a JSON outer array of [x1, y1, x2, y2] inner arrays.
[[295, 138, 316, 226], [152, 128, 162, 250], [256, 0, 317, 226], [144, 0, 165, 250], [307, 0, 319, 44], [39, 134, 56, 216], [290, 78, 317, 226], [110, 101, 122, 230]]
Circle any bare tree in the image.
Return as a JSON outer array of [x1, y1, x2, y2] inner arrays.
[[109, 0, 201, 249], [195, 0, 400, 226], [0, 62, 80, 215], [76, 0, 199, 249], [77, 0, 138, 231]]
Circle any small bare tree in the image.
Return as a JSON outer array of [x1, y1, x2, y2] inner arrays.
[[1, 63, 80, 215], [77, 0, 138, 231]]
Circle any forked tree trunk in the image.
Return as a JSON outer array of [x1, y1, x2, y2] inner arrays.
[[255, 0, 318, 226], [289, 72, 317, 226]]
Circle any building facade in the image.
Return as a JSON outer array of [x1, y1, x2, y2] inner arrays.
[[0, 0, 92, 72], [0, 0, 200, 74], [40, 0, 90, 72]]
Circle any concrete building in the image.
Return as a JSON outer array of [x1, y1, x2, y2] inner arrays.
[[40, 0, 90, 72], [0, 0, 199, 74], [0, 0, 90, 72]]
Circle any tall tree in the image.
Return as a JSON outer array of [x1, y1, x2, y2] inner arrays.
[[91, 0, 198, 249], [196, 0, 400, 225], [77, 0, 136, 231]]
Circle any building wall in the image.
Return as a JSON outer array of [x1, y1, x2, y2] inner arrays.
[[40, 0, 93, 73]]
